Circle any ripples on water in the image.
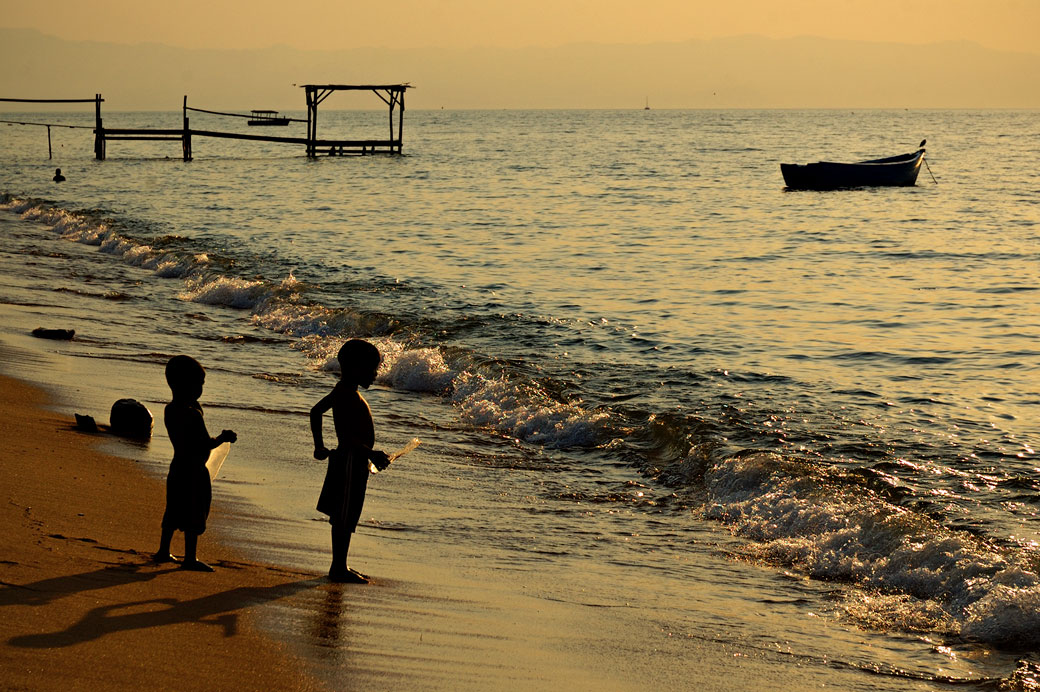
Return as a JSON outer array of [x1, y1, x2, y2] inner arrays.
[[2, 109, 1039, 676]]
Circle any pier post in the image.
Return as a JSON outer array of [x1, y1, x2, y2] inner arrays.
[[93, 93, 105, 160], [182, 96, 192, 161], [388, 93, 394, 153], [397, 90, 405, 154], [305, 86, 317, 158], [182, 120, 192, 161]]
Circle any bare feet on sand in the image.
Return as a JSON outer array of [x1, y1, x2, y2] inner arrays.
[[181, 560, 215, 572], [329, 567, 368, 584]]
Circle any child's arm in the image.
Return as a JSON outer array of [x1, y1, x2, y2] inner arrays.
[[199, 411, 236, 449], [310, 391, 335, 460], [340, 439, 391, 469], [198, 419, 235, 450], [169, 404, 235, 461], [214, 429, 237, 446]]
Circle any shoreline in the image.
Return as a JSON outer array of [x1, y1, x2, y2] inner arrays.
[[0, 333, 996, 691], [0, 368, 324, 691], [0, 339, 742, 691], [0, 346, 679, 691]]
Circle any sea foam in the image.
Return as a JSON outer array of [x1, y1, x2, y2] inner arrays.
[[180, 274, 269, 309], [5, 198, 209, 279], [452, 370, 608, 447], [4, 196, 616, 454], [698, 449, 1040, 646]]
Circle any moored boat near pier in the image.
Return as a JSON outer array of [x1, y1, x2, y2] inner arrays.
[[247, 109, 290, 126]]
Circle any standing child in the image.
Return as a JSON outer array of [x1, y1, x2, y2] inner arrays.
[[311, 339, 390, 584], [155, 355, 237, 571]]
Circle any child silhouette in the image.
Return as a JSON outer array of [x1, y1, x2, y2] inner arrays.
[[155, 355, 236, 571], [311, 340, 390, 583]]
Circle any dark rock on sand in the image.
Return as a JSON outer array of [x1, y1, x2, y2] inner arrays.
[[31, 327, 75, 340], [110, 399, 153, 438], [74, 414, 98, 433]]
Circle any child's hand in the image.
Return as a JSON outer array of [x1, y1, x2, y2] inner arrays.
[[314, 446, 330, 460], [220, 429, 238, 444], [370, 450, 391, 471]]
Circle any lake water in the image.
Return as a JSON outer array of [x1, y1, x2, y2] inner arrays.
[[2, 108, 1039, 689]]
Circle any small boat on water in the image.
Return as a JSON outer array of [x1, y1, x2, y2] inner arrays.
[[781, 146, 926, 190], [247, 110, 290, 126]]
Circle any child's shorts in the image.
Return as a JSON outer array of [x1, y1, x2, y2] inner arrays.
[[316, 449, 370, 532]]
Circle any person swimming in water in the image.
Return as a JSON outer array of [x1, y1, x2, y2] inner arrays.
[[53, 168, 65, 183]]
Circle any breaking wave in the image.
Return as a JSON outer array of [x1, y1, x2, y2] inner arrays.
[[3, 197, 207, 278], [663, 448, 1040, 647], [2, 195, 611, 451]]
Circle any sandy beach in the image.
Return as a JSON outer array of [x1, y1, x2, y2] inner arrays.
[[0, 340, 783, 692], [0, 363, 699, 691], [0, 369, 325, 691]]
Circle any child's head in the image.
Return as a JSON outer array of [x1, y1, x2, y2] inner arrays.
[[166, 355, 206, 400], [337, 339, 381, 389]]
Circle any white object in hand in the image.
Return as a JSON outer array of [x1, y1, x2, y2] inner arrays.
[[369, 437, 421, 473]]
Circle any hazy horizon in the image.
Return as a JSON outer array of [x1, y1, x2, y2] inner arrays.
[[2, 27, 1039, 111]]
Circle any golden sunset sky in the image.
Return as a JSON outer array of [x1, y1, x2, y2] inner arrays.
[[4, 0, 1038, 54], [3, 0, 1038, 108]]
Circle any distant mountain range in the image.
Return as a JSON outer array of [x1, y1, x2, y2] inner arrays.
[[2, 28, 1038, 110]]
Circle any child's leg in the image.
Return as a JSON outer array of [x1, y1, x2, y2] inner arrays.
[[330, 522, 349, 574], [329, 522, 366, 583], [181, 532, 214, 572], [155, 484, 179, 562], [154, 526, 177, 562]]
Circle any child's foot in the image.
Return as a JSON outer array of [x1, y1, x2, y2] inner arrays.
[[152, 552, 179, 564], [181, 560, 215, 572], [328, 568, 368, 584]]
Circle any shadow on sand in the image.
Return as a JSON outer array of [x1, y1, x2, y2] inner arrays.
[[2, 557, 320, 648], [0, 554, 179, 609]]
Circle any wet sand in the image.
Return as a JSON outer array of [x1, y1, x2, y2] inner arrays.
[[0, 365, 686, 691], [0, 342, 731, 691]]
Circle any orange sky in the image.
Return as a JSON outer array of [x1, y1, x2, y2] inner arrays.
[[4, 0, 1038, 54]]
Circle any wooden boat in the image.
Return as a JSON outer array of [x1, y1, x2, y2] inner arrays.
[[781, 148, 925, 190], [247, 110, 290, 126]]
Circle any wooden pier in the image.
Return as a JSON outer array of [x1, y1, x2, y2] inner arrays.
[[141, 84, 405, 160], [97, 85, 411, 160], [4, 85, 411, 161], [304, 84, 407, 157], [0, 96, 103, 159]]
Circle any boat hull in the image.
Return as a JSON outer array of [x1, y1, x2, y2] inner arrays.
[[781, 149, 925, 190]]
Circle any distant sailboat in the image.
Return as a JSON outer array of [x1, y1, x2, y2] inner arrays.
[[644, 97, 650, 110]]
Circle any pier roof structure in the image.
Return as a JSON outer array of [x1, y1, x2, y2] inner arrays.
[[302, 84, 412, 156], [300, 84, 412, 91]]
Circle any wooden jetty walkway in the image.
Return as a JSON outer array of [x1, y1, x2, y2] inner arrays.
[[2, 85, 411, 160], [0, 97, 102, 159]]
